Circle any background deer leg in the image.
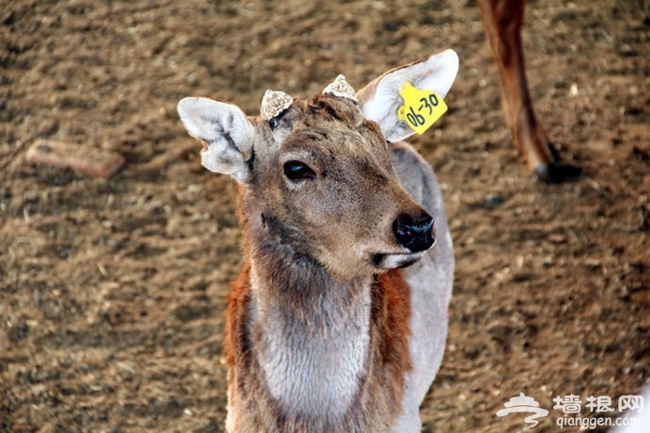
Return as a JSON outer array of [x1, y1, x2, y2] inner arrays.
[[477, 0, 573, 182]]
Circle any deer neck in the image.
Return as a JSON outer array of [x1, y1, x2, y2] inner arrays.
[[244, 209, 373, 418]]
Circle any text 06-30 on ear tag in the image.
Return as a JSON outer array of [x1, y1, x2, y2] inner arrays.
[[397, 82, 448, 135]]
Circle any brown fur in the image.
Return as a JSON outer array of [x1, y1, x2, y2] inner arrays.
[[223, 260, 251, 371], [223, 259, 412, 432], [372, 269, 414, 417]]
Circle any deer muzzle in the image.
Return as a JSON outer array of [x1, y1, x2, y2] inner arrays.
[[393, 211, 436, 253]]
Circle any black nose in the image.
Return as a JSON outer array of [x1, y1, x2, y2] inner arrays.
[[393, 212, 436, 253]]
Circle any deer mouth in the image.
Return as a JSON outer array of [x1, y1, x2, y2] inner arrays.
[[371, 251, 426, 270]]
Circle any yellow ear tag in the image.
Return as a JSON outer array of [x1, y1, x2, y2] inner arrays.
[[397, 82, 448, 135]]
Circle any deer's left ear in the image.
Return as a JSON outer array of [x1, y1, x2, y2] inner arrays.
[[357, 49, 459, 143]]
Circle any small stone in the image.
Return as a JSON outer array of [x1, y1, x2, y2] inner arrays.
[[26, 139, 125, 179], [485, 194, 504, 207]]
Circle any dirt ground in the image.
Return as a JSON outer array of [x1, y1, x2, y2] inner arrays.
[[1, 0, 649, 432]]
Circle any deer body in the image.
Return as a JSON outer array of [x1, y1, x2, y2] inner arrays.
[[178, 50, 458, 432]]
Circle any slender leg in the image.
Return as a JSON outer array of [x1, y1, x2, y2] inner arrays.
[[477, 0, 574, 181]]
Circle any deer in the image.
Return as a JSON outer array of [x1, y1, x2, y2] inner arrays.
[[177, 49, 458, 432]]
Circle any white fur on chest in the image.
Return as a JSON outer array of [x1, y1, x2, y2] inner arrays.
[[252, 270, 372, 417]]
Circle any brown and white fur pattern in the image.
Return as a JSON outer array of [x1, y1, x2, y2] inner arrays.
[[177, 49, 458, 433]]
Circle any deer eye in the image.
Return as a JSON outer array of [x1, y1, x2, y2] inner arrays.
[[283, 160, 316, 181], [269, 118, 279, 130]]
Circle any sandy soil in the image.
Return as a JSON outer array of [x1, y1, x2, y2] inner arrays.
[[1, 0, 649, 432]]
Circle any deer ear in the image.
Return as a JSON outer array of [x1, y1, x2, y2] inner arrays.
[[177, 97, 255, 183], [357, 49, 459, 143]]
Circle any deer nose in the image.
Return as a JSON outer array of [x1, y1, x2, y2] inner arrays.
[[393, 212, 436, 253]]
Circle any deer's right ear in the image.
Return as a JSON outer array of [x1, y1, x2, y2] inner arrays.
[[178, 97, 255, 183]]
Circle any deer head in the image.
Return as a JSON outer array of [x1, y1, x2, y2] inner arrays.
[[178, 50, 458, 281]]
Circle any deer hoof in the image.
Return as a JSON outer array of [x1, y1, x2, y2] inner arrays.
[[533, 162, 582, 184]]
